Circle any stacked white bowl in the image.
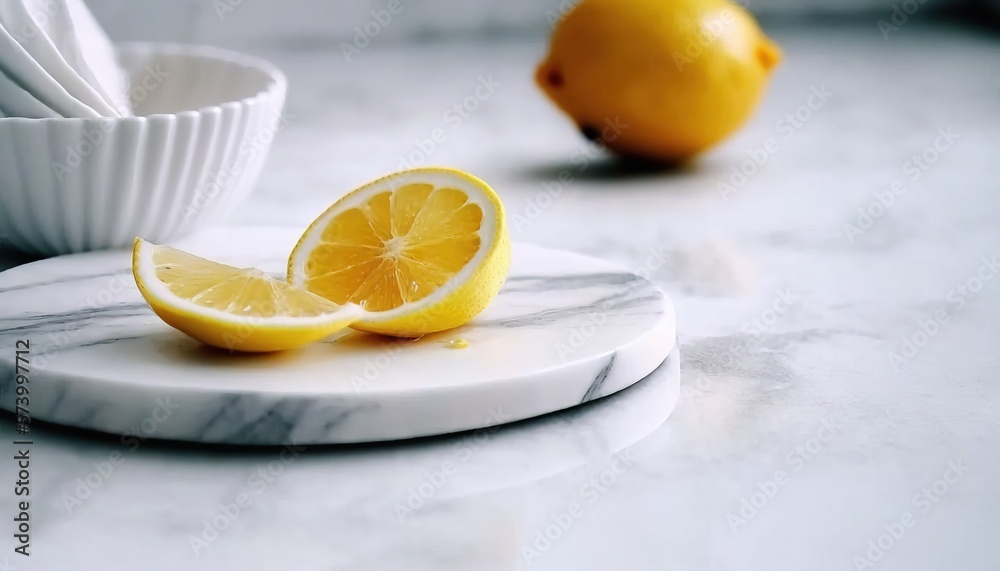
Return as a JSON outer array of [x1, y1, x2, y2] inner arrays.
[[0, 0, 287, 255]]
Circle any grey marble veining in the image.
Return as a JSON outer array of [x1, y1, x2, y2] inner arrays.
[[0, 228, 675, 445]]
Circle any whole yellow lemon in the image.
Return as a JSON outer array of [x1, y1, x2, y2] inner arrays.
[[537, 0, 781, 163]]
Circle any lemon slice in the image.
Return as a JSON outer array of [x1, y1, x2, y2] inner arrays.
[[287, 167, 511, 337], [132, 238, 360, 352]]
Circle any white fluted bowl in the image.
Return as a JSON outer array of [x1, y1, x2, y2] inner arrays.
[[0, 43, 287, 255]]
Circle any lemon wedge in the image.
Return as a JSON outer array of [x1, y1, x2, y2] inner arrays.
[[287, 167, 510, 337], [132, 238, 360, 352]]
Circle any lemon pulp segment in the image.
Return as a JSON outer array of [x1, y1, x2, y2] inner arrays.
[[133, 239, 358, 352], [301, 183, 484, 311], [288, 168, 510, 337]]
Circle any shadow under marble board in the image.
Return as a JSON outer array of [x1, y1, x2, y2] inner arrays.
[[0, 227, 676, 445]]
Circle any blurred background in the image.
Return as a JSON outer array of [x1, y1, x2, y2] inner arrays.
[[86, 0, 999, 46]]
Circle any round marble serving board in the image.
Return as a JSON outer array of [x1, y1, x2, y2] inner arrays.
[[0, 227, 676, 445]]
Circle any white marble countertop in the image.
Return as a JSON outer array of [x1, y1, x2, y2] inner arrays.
[[2, 21, 999, 571]]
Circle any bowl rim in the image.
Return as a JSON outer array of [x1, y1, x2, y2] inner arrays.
[[0, 42, 287, 124]]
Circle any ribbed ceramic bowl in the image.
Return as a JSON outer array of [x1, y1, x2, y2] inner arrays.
[[0, 43, 287, 255]]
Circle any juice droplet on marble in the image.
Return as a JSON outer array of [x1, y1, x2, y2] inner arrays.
[[444, 338, 468, 349]]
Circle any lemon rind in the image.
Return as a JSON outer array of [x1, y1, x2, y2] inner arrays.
[[286, 167, 504, 325], [133, 238, 363, 329]]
